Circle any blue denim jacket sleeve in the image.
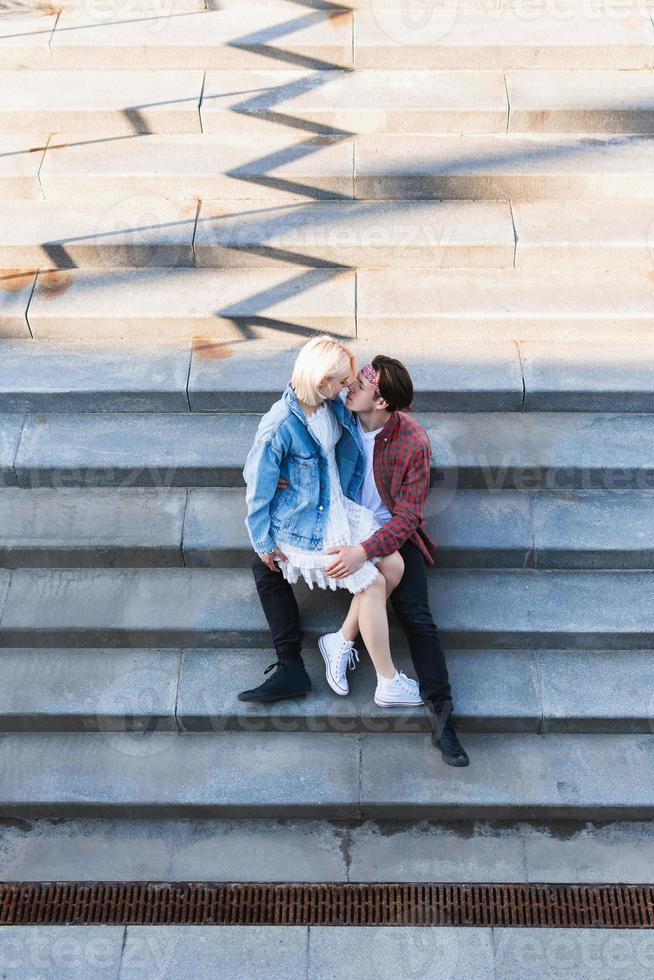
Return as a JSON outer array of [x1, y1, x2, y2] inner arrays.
[[242, 423, 288, 555]]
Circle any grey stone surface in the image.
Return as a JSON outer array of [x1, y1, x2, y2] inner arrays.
[[0, 414, 25, 486], [0, 270, 35, 339], [11, 410, 654, 489], [0, 488, 187, 567], [40, 133, 354, 205], [0, 926, 124, 979], [3, 817, 654, 884], [492, 927, 654, 979], [187, 337, 523, 413], [0, 648, 180, 732], [308, 926, 495, 979], [177, 647, 540, 734], [354, 133, 654, 201], [531, 489, 654, 569], [2, 567, 654, 649], [0, 340, 192, 412], [0, 136, 46, 201], [538, 649, 654, 734], [522, 340, 654, 412], [359, 732, 654, 820], [0, 731, 360, 818], [13, 412, 259, 488], [120, 926, 307, 980]]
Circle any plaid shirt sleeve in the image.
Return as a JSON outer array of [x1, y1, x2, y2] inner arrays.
[[358, 437, 431, 561]]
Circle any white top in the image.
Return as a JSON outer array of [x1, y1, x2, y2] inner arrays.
[[356, 415, 393, 525]]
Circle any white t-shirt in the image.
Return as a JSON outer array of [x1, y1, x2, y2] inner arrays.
[[356, 416, 393, 525]]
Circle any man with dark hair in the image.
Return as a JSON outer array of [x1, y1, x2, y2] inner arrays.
[[240, 354, 469, 769]]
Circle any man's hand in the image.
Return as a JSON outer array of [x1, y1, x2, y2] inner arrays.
[[257, 547, 288, 572], [324, 544, 367, 578]]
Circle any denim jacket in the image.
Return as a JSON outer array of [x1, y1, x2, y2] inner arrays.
[[243, 383, 365, 554]]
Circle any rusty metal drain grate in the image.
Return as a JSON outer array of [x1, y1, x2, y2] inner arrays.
[[1, 882, 653, 927]]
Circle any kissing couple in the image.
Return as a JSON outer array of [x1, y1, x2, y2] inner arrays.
[[239, 335, 469, 767]]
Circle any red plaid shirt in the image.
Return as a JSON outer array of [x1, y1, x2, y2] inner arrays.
[[358, 408, 439, 565]]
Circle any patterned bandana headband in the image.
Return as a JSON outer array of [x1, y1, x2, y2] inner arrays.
[[359, 362, 381, 395]]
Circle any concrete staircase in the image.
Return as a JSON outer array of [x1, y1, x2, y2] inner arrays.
[[1, 0, 654, 870]]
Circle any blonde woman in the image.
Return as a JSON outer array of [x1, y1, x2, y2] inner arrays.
[[239, 335, 423, 707]]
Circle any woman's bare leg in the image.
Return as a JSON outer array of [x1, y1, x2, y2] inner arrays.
[[341, 552, 404, 644], [355, 571, 397, 679]]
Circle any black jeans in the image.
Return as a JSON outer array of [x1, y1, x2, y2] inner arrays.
[[250, 538, 453, 712]]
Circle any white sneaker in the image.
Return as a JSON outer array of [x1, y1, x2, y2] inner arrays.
[[318, 631, 360, 695], [374, 670, 424, 707]]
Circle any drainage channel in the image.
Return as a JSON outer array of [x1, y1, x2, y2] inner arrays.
[[1, 882, 653, 928]]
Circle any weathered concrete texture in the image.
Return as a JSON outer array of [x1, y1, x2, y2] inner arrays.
[[187, 336, 524, 412], [39, 134, 354, 204], [354, 134, 654, 201], [25, 267, 356, 341], [0, 415, 25, 486], [520, 341, 654, 412], [0, 269, 36, 340], [0, 341, 192, 413], [0, 200, 198, 270], [3, 817, 654, 884], [2, 567, 654, 649], [359, 732, 654, 820], [0, 648, 181, 732], [356, 268, 654, 343], [52, 4, 353, 71], [513, 201, 654, 272], [0, 70, 205, 137], [10, 410, 654, 489], [0, 487, 188, 567], [176, 647, 540, 734], [0, 731, 361, 818], [0, 135, 46, 201], [506, 69, 654, 134], [0, 12, 57, 70], [355, 8, 654, 70], [0, 731, 652, 820], [194, 198, 515, 269], [0, 926, 125, 979], [201, 68, 509, 136], [530, 489, 654, 569]]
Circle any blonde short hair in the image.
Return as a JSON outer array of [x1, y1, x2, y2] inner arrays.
[[291, 335, 357, 406]]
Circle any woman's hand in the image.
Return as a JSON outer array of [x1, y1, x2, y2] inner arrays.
[[257, 548, 288, 572]]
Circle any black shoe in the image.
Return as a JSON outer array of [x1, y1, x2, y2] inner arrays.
[[430, 703, 470, 767], [238, 658, 312, 703]]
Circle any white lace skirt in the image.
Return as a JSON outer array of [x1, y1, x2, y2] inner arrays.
[[274, 495, 383, 595]]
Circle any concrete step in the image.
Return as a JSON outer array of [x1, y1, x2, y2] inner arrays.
[[354, 7, 654, 70], [0, 644, 651, 735], [8, 132, 650, 206], [4, 813, 654, 884], [0, 198, 516, 270], [2, 924, 653, 977], [35, 133, 353, 205], [50, 3, 353, 71], [0, 728, 651, 818], [4, 337, 654, 413], [0, 566, 653, 649], [506, 69, 654, 134], [2, 486, 654, 571], [3, 409, 654, 489], [354, 133, 654, 201], [7, 198, 654, 271], [0, 70, 206, 137], [5, 6, 653, 72], [201, 68, 509, 136], [3, 265, 653, 343]]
